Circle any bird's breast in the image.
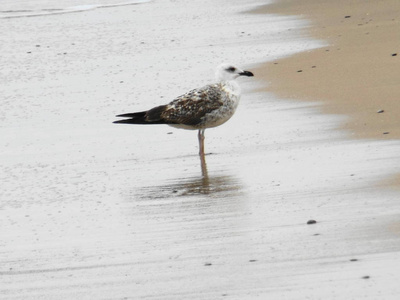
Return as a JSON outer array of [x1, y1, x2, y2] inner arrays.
[[221, 81, 241, 97]]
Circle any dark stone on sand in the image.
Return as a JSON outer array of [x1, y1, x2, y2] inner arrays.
[[249, 259, 257, 262], [204, 263, 212, 266], [344, 16, 351, 18], [350, 259, 358, 262], [377, 109, 384, 113], [307, 220, 317, 225], [383, 132, 390, 134], [297, 70, 303, 73], [362, 276, 370, 279], [392, 53, 397, 56]]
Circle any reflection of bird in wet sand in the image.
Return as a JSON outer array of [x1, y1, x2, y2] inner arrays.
[[113, 64, 254, 173]]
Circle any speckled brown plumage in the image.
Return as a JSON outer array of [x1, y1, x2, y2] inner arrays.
[[157, 84, 225, 127]]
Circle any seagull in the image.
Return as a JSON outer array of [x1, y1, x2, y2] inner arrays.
[[113, 64, 254, 157]]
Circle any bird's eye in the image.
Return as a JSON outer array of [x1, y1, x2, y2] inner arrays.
[[226, 67, 236, 72]]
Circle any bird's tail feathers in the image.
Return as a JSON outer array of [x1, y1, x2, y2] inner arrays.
[[113, 106, 168, 125], [116, 111, 146, 118]]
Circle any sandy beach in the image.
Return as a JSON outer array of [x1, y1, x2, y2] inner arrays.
[[1, 0, 400, 299], [254, 0, 400, 140]]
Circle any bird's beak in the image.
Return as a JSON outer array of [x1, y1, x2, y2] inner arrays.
[[239, 70, 254, 77]]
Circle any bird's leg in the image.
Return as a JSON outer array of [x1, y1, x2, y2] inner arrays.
[[198, 129, 208, 177], [198, 129, 205, 156]]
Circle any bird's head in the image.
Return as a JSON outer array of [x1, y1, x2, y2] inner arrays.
[[215, 63, 254, 82]]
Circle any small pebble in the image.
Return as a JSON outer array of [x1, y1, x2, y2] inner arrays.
[[307, 220, 317, 225], [297, 70, 303, 73], [377, 109, 384, 113], [344, 15, 351, 18], [383, 132, 390, 134], [392, 53, 397, 56]]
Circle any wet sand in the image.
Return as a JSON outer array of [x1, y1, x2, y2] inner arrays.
[[2, 0, 400, 299]]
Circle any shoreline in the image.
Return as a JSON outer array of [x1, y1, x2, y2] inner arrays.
[[251, 0, 400, 141]]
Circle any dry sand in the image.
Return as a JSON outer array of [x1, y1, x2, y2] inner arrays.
[[2, 0, 400, 299], [253, 0, 400, 140]]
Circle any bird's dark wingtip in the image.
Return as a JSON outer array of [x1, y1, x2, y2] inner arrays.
[[116, 113, 131, 118]]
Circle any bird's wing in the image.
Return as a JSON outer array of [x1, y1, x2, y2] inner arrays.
[[158, 84, 224, 126]]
